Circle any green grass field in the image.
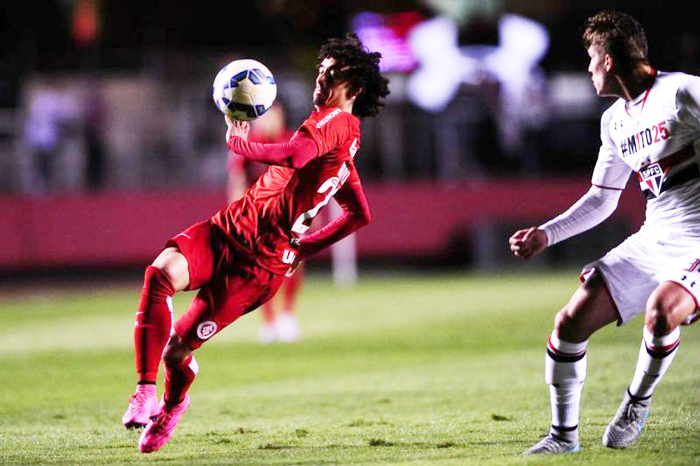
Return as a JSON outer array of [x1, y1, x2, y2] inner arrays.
[[1, 270, 699, 465]]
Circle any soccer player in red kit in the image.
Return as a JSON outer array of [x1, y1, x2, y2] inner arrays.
[[121, 33, 390, 453], [227, 102, 305, 345]]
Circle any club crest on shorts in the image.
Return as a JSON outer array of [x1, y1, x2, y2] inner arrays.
[[196, 321, 218, 340], [638, 162, 663, 198]]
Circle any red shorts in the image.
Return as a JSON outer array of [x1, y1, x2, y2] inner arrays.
[[167, 220, 285, 349]]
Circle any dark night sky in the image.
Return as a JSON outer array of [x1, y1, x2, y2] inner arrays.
[[2, 1, 699, 75]]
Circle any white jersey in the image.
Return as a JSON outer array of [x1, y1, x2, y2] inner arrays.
[[594, 71, 700, 237]]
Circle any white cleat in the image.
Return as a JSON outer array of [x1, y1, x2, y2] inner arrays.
[[603, 391, 650, 449], [524, 434, 581, 455]]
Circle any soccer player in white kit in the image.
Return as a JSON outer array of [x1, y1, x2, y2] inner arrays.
[[509, 10, 700, 454]]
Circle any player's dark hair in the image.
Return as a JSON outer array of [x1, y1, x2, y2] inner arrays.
[[582, 10, 649, 73], [317, 33, 390, 118]]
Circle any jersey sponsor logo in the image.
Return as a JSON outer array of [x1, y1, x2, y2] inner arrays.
[[315, 108, 342, 129], [638, 162, 663, 197], [282, 249, 296, 264], [619, 120, 670, 157], [196, 320, 218, 340]]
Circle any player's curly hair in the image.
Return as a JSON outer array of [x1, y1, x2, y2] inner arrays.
[[317, 33, 390, 118], [582, 10, 649, 73]]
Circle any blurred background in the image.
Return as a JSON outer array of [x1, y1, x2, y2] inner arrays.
[[0, 0, 696, 279]]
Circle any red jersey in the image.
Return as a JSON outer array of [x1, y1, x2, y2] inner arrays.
[[212, 107, 366, 275]]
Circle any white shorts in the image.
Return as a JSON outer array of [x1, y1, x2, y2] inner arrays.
[[582, 227, 700, 324]]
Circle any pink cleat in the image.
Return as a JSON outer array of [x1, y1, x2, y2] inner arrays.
[[122, 385, 159, 429], [138, 393, 191, 453]]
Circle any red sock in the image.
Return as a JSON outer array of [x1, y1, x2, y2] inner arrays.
[[164, 354, 198, 405], [282, 267, 303, 311], [261, 300, 275, 323], [134, 266, 175, 383]]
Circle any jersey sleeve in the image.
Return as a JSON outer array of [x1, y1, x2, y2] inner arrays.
[[227, 131, 318, 169], [591, 108, 632, 189], [676, 74, 700, 131]]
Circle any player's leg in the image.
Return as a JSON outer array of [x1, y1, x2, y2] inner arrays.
[[139, 289, 212, 453], [604, 279, 697, 448], [525, 270, 619, 455], [138, 332, 197, 453], [276, 265, 303, 342], [122, 247, 190, 428], [258, 298, 278, 345], [140, 263, 285, 453]]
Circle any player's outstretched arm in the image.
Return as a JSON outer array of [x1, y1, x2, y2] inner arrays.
[[226, 116, 318, 168], [509, 227, 548, 260], [298, 170, 370, 259], [509, 184, 623, 260]]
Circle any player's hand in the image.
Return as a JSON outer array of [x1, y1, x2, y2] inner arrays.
[[509, 227, 547, 260], [225, 115, 250, 142]]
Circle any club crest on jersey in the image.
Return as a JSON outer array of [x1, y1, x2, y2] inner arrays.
[[637, 162, 663, 198], [196, 321, 218, 340]]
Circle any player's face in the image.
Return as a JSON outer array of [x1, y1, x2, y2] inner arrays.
[[587, 44, 615, 97], [313, 57, 351, 108], [313, 57, 336, 107]]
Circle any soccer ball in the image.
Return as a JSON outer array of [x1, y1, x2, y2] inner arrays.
[[212, 59, 277, 121]]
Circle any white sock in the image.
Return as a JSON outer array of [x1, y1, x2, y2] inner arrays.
[[628, 326, 680, 399], [545, 331, 588, 441]]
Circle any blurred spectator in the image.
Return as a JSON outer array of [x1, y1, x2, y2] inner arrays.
[[83, 86, 107, 190], [22, 80, 80, 193], [227, 102, 304, 345]]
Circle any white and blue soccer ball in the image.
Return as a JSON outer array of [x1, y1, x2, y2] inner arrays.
[[212, 59, 277, 121]]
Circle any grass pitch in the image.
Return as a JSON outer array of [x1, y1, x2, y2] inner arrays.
[[1, 269, 699, 465]]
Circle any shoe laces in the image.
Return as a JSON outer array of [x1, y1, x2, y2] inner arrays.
[[626, 401, 646, 422], [127, 391, 151, 410], [150, 403, 184, 432]]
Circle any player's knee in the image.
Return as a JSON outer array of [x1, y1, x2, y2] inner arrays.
[[554, 306, 576, 334], [150, 248, 189, 291], [162, 335, 191, 367], [143, 264, 166, 286], [645, 293, 674, 336]]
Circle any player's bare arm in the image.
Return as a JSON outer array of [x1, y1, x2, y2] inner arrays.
[[509, 227, 547, 260]]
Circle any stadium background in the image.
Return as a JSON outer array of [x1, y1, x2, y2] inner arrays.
[[3, 2, 700, 464], [3, 0, 695, 277]]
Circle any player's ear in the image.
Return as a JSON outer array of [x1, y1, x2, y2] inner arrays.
[[604, 54, 613, 73]]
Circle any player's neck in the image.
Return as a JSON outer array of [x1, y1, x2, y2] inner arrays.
[[315, 99, 354, 114], [617, 64, 656, 101]]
